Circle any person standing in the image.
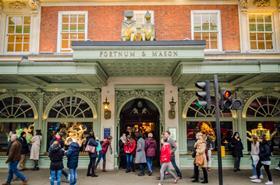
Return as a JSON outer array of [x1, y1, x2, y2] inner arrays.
[[2, 134, 28, 185], [30, 130, 42, 171], [250, 135, 263, 179], [66, 138, 80, 185], [251, 135, 274, 185], [49, 141, 65, 185], [95, 136, 112, 172], [164, 131, 182, 178], [230, 132, 243, 172], [135, 133, 147, 176], [19, 132, 29, 171], [192, 133, 208, 184], [158, 137, 178, 185], [119, 133, 127, 169], [86, 131, 98, 177], [145, 133, 157, 176], [124, 135, 136, 173]]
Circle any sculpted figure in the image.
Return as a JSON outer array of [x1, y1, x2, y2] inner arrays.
[[121, 11, 136, 41], [143, 11, 155, 41]]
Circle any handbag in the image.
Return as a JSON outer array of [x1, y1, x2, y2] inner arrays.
[[85, 144, 96, 153], [195, 154, 204, 166]]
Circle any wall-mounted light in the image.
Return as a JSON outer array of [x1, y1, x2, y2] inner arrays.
[[168, 97, 176, 119], [103, 97, 111, 119]]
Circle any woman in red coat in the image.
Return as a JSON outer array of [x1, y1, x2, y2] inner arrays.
[[158, 137, 178, 185], [124, 135, 136, 173]]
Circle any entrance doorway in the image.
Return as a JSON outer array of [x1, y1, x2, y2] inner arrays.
[[118, 98, 160, 169]]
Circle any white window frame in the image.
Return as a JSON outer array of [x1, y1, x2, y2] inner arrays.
[[4, 15, 32, 55], [247, 13, 276, 53], [129, 10, 155, 25], [57, 11, 88, 53], [191, 10, 223, 52]]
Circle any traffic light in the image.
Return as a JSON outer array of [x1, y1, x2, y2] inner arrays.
[[220, 89, 243, 110], [220, 89, 232, 110], [195, 80, 211, 110]]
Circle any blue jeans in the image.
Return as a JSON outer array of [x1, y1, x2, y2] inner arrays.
[[69, 168, 77, 185], [96, 153, 106, 167], [6, 160, 27, 183], [146, 157, 153, 172], [126, 154, 133, 171], [251, 157, 263, 176], [50, 170, 62, 185]]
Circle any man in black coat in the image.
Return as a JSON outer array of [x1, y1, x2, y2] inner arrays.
[[19, 132, 29, 171]]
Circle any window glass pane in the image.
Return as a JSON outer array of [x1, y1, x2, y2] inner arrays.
[[264, 15, 271, 22], [23, 35, 30, 43], [23, 44, 29, 52], [7, 44, 14, 52], [266, 41, 273, 49], [250, 33, 257, 41], [258, 41, 265, 49], [209, 14, 217, 31], [24, 17, 31, 25], [193, 15, 201, 31], [8, 26, 15, 33], [257, 33, 264, 40], [194, 32, 201, 40], [257, 15, 264, 23], [8, 35, 15, 42], [62, 15, 69, 23], [70, 15, 77, 23], [250, 41, 257, 49], [249, 24, 256, 31], [210, 41, 217, 49], [249, 15, 256, 22], [257, 24, 264, 31], [15, 43, 22, 51], [62, 33, 69, 40], [78, 33, 85, 40], [78, 24, 85, 32], [15, 25, 22, 33], [265, 33, 272, 40], [62, 39, 69, 49], [265, 24, 272, 31], [15, 35, 23, 43], [62, 24, 69, 31], [78, 15, 85, 23], [23, 26, 30, 33]]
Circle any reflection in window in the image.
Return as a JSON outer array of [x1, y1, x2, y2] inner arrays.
[[0, 97, 34, 118], [249, 15, 273, 50], [7, 16, 31, 52], [192, 11, 220, 50], [0, 122, 34, 154], [186, 98, 233, 153], [59, 12, 87, 52]]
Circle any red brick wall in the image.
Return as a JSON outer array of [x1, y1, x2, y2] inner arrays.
[[40, 5, 240, 52]]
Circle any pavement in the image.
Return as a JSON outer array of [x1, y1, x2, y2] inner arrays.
[[0, 168, 279, 185]]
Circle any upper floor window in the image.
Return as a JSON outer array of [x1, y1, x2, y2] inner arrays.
[[131, 10, 154, 26], [191, 10, 222, 51], [249, 14, 273, 50], [57, 11, 88, 53], [6, 16, 31, 53]]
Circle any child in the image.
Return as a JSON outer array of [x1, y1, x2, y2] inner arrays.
[[49, 141, 65, 185], [95, 136, 112, 172], [66, 138, 80, 185]]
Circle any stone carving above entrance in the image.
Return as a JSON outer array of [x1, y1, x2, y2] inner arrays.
[[116, 89, 164, 114]]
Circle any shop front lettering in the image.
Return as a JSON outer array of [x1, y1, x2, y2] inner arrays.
[[99, 50, 179, 58]]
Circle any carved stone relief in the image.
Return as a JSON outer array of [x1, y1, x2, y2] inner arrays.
[[179, 90, 195, 108], [28, 0, 40, 10], [116, 89, 164, 115], [239, 0, 248, 11], [8, 0, 27, 9], [253, 0, 271, 7]]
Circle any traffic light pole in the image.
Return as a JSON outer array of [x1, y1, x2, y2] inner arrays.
[[214, 75, 223, 185]]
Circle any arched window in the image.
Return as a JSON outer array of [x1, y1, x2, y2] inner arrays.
[[186, 98, 233, 153], [0, 96, 36, 154], [46, 96, 95, 151], [245, 95, 280, 154]]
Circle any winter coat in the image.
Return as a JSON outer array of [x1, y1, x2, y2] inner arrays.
[[66, 142, 80, 169], [101, 139, 111, 155], [160, 142, 171, 163], [19, 136, 29, 155], [124, 139, 136, 154], [231, 138, 244, 157], [259, 141, 271, 162], [48, 144, 65, 171], [30, 135, 42, 160], [167, 138, 177, 156], [145, 138, 157, 157], [135, 137, 146, 164], [87, 138, 98, 158], [195, 140, 208, 168], [6, 140, 22, 163]]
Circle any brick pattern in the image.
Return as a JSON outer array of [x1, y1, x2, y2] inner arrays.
[[40, 5, 240, 53]]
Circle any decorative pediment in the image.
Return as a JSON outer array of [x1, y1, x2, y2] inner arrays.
[[2, 0, 40, 11], [239, 0, 248, 11], [253, 0, 270, 7], [8, 0, 27, 9]]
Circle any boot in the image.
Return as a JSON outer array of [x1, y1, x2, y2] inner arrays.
[[22, 179, 28, 185], [102, 161, 107, 172], [201, 168, 208, 183], [91, 167, 98, 177]]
